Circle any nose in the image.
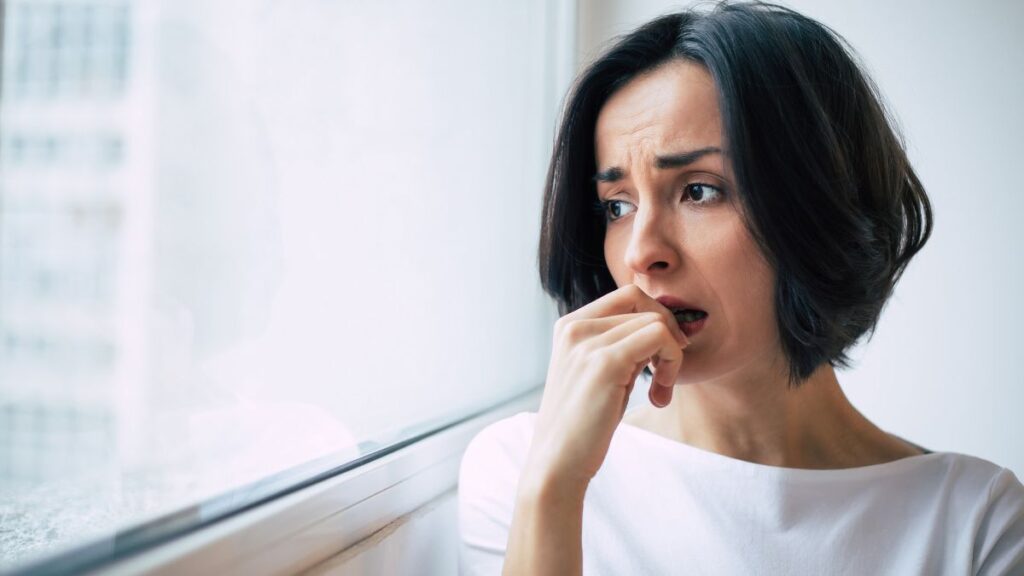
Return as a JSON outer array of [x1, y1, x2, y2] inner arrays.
[[623, 200, 679, 276]]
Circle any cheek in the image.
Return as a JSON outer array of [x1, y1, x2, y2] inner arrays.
[[604, 229, 630, 285], [705, 224, 777, 345]]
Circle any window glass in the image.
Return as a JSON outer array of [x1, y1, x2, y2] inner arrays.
[[0, 0, 562, 570]]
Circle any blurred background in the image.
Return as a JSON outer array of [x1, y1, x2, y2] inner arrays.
[[1, 0, 1020, 571]]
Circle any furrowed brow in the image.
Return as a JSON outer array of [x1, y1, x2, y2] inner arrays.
[[654, 146, 721, 169], [593, 146, 722, 183], [593, 167, 624, 183]]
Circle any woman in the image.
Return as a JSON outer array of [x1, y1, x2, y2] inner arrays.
[[458, 2, 1024, 574]]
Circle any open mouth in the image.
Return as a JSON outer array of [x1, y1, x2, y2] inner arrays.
[[671, 308, 708, 323]]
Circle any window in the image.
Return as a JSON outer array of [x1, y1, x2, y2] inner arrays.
[[0, 0, 571, 571]]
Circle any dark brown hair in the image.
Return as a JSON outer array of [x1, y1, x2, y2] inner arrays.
[[537, 1, 933, 387]]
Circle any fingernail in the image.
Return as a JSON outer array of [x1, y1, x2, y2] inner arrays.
[[649, 384, 661, 406]]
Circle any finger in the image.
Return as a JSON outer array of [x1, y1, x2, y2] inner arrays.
[[566, 315, 656, 389], [559, 284, 689, 347], [650, 351, 683, 392], [648, 355, 677, 408], [620, 365, 642, 419], [608, 321, 685, 393], [590, 315, 685, 391], [565, 312, 650, 336], [628, 362, 644, 386], [586, 313, 663, 349], [552, 313, 651, 353], [649, 378, 672, 408]]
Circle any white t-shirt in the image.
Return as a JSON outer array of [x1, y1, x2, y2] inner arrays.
[[457, 410, 1024, 575]]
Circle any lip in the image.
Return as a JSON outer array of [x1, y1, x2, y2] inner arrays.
[[654, 295, 708, 338], [677, 315, 707, 338], [654, 295, 705, 313]]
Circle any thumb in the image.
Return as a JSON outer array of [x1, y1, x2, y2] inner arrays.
[[649, 378, 673, 408]]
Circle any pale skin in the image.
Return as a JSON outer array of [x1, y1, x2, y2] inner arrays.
[[502, 60, 923, 575]]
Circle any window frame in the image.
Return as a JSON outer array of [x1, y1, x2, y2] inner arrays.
[[14, 386, 542, 575]]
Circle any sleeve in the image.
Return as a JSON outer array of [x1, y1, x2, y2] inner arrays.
[[457, 413, 533, 576], [974, 467, 1024, 576]]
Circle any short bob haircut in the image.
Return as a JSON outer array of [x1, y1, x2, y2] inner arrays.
[[537, 0, 933, 387]]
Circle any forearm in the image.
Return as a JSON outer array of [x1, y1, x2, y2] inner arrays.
[[502, 472, 588, 576]]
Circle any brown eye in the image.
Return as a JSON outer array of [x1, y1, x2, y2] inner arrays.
[[684, 183, 723, 205], [594, 199, 636, 223]]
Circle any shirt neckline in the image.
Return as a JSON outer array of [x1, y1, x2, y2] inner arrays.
[[613, 416, 946, 483]]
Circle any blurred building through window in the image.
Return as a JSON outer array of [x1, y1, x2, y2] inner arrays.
[[0, 0, 561, 570], [1, 1, 133, 479], [1, 0, 146, 563]]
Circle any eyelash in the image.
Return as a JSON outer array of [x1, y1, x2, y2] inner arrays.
[[592, 183, 726, 223]]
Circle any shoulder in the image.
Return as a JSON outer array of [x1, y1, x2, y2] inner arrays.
[[458, 411, 536, 508], [466, 410, 537, 457], [925, 452, 1023, 499], [927, 453, 1024, 574], [971, 460, 1024, 575], [915, 452, 1023, 512], [456, 411, 538, 574], [459, 411, 537, 487]]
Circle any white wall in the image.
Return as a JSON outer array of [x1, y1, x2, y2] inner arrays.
[[584, 0, 1024, 477]]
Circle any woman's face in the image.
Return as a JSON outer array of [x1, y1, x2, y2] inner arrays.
[[595, 59, 782, 384]]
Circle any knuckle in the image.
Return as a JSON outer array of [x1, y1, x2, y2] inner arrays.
[[553, 314, 569, 334], [641, 311, 662, 324], [561, 319, 587, 342], [654, 322, 674, 340], [553, 315, 574, 342], [654, 320, 671, 335]]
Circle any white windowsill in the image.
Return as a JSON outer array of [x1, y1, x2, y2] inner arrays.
[[93, 386, 542, 575]]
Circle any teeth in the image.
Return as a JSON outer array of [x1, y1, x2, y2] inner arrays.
[[674, 309, 707, 323]]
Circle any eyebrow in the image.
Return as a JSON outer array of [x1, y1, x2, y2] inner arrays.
[[593, 146, 722, 183]]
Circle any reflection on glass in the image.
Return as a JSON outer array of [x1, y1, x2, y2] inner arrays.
[[0, 0, 555, 571]]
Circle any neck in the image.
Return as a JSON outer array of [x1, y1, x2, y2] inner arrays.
[[649, 358, 920, 469]]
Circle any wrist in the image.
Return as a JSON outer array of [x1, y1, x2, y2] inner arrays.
[[518, 465, 590, 508]]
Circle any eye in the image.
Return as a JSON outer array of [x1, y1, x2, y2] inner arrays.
[[592, 182, 726, 224], [593, 199, 636, 223], [684, 182, 724, 205]]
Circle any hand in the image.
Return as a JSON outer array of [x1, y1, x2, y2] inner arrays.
[[524, 284, 689, 491]]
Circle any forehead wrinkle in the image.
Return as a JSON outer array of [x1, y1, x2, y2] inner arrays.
[[596, 61, 724, 181], [599, 118, 671, 177], [605, 141, 662, 184], [606, 105, 665, 148]]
